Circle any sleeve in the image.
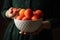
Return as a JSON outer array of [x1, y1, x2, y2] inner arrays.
[[1, 0, 13, 21]]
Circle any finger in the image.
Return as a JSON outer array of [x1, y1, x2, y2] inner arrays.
[[9, 7, 13, 13], [24, 32, 27, 35], [19, 31, 24, 34], [9, 7, 13, 11], [10, 7, 13, 10]]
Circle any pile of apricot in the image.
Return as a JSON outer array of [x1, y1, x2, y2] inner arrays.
[[12, 8, 43, 21]]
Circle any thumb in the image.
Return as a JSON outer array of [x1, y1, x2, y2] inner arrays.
[[19, 31, 24, 34], [9, 7, 13, 13], [9, 7, 13, 10]]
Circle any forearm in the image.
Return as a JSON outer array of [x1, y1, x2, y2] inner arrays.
[[43, 18, 60, 29], [42, 20, 51, 29]]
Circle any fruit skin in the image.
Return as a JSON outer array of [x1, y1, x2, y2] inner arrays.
[[12, 8, 19, 13], [24, 8, 33, 18], [16, 9, 43, 21], [16, 15, 24, 20], [22, 17, 31, 20], [31, 15, 40, 21], [19, 9, 25, 17], [34, 10, 43, 17]]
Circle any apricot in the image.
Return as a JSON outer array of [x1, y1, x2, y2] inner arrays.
[[34, 10, 43, 16], [24, 9, 33, 18], [19, 9, 25, 17], [22, 17, 31, 20], [31, 15, 40, 21], [16, 14, 24, 20]]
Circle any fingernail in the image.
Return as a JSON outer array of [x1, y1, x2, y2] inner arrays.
[[19, 32, 21, 34], [24, 33, 26, 35]]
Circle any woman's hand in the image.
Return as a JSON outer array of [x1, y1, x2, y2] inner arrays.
[[19, 20, 51, 35], [5, 7, 20, 19], [42, 20, 51, 29], [5, 7, 13, 18], [19, 26, 43, 35]]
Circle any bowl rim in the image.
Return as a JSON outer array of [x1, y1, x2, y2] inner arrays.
[[14, 18, 43, 21]]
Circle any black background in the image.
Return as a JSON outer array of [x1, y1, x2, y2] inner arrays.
[[0, 0, 8, 40]]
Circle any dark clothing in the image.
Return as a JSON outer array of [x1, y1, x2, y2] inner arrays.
[[1, 0, 60, 40]]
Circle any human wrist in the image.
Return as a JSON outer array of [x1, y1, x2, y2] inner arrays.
[[42, 20, 51, 29]]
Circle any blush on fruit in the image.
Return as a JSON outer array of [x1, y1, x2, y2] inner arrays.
[[34, 10, 43, 16], [22, 17, 31, 20], [31, 15, 40, 21], [24, 8, 33, 18], [16, 15, 24, 20]]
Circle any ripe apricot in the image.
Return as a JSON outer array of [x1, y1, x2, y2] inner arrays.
[[24, 9, 33, 18], [31, 15, 40, 21], [22, 17, 31, 20], [16, 14, 24, 20], [19, 9, 25, 17]]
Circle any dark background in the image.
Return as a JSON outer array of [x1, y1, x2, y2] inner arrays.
[[0, 0, 60, 40], [0, 0, 8, 40]]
